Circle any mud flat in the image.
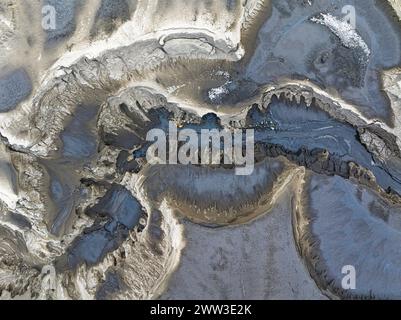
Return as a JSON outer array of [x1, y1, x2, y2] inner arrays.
[[160, 175, 326, 300], [294, 172, 401, 299]]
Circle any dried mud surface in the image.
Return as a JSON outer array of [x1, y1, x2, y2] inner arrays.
[[0, 0, 401, 300]]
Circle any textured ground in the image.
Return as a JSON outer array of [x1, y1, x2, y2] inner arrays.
[[0, 0, 401, 300]]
